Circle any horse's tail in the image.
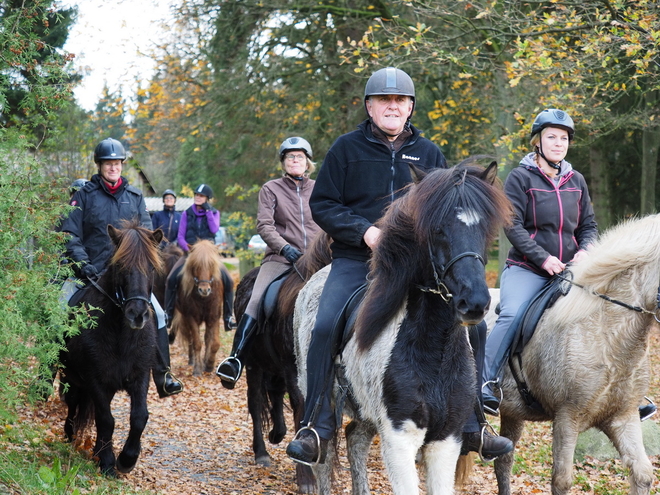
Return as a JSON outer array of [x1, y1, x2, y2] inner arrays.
[[455, 453, 475, 488]]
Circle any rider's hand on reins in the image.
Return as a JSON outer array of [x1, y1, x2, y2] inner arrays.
[[542, 255, 565, 276]]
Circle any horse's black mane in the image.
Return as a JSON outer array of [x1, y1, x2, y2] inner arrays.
[[356, 163, 513, 350]]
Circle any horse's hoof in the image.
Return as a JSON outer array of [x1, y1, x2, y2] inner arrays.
[[268, 428, 286, 444], [100, 464, 118, 478], [116, 452, 138, 473], [255, 454, 272, 467], [298, 482, 316, 494]]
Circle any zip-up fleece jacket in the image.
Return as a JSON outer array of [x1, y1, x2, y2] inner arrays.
[[504, 152, 598, 274], [62, 174, 152, 273], [178, 205, 220, 252], [310, 119, 447, 261], [257, 175, 321, 264]]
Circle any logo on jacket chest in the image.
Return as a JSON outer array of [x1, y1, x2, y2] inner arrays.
[[402, 154, 420, 161]]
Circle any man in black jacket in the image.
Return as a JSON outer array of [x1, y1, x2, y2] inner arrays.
[[61, 138, 183, 398], [151, 189, 181, 244], [286, 67, 513, 465]]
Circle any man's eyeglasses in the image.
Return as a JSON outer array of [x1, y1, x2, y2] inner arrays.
[[285, 153, 306, 161]]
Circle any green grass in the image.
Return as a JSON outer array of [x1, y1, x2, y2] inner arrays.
[[0, 416, 153, 495]]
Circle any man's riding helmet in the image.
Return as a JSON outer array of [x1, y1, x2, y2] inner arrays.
[[531, 109, 575, 141], [279, 137, 313, 161], [195, 183, 213, 199], [70, 178, 88, 195], [94, 138, 126, 164], [364, 67, 416, 115], [162, 189, 177, 199]]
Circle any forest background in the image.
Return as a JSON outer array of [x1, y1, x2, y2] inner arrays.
[[0, 0, 659, 490]]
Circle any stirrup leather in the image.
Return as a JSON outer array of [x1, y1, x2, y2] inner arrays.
[[290, 425, 322, 467], [216, 356, 242, 383], [482, 378, 503, 416]]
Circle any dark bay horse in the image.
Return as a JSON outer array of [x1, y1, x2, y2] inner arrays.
[[153, 242, 183, 309], [294, 163, 513, 494], [233, 232, 331, 493], [474, 214, 660, 495], [169, 239, 230, 376], [60, 222, 164, 476]]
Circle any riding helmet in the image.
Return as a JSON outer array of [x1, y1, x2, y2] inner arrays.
[[531, 109, 575, 140], [364, 67, 416, 115], [70, 178, 88, 195], [195, 183, 213, 199], [93, 138, 126, 164], [279, 137, 313, 161], [162, 189, 177, 199]]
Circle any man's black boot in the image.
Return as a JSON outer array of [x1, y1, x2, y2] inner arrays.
[[221, 269, 236, 330], [216, 315, 257, 389], [153, 324, 183, 398], [286, 428, 329, 465]]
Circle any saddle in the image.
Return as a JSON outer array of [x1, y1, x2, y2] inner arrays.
[[258, 267, 293, 324], [506, 273, 570, 411]]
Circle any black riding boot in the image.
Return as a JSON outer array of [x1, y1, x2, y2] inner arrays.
[[153, 324, 184, 398], [216, 315, 258, 389], [220, 269, 236, 331], [164, 264, 183, 331]]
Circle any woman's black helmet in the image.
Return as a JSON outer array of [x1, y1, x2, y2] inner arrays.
[[162, 189, 177, 199], [94, 138, 126, 164], [70, 178, 88, 195], [531, 109, 575, 140], [194, 183, 213, 199], [279, 137, 313, 161]]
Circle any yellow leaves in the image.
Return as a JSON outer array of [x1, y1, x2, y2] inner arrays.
[[509, 77, 521, 88]]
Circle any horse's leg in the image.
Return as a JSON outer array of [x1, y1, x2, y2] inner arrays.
[[246, 365, 270, 466], [203, 318, 220, 373], [423, 435, 462, 495], [313, 439, 336, 495], [346, 419, 376, 495], [62, 377, 78, 441], [550, 412, 580, 495], [602, 416, 654, 495], [494, 414, 525, 495], [91, 388, 118, 476], [267, 374, 287, 444], [116, 374, 150, 473], [379, 421, 426, 495], [187, 319, 203, 376]]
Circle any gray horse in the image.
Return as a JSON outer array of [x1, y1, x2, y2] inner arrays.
[[471, 214, 660, 495]]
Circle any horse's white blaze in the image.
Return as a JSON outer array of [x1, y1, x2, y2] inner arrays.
[[424, 436, 462, 495], [379, 419, 426, 495], [457, 207, 480, 226]]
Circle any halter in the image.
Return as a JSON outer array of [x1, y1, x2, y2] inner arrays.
[[555, 272, 660, 323], [417, 240, 485, 303], [194, 276, 214, 287]]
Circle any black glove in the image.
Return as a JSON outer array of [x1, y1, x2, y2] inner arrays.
[[81, 263, 99, 280], [201, 202, 211, 211], [281, 244, 302, 263]]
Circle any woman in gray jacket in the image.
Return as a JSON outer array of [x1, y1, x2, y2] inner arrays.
[[482, 109, 598, 414], [216, 137, 321, 389]]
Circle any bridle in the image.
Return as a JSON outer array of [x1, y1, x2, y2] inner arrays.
[[194, 276, 214, 287], [417, 240, 485, 303], [88, 268, 153, 311]]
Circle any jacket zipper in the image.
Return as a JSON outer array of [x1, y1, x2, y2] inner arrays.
[[296, 182, 308, 249]]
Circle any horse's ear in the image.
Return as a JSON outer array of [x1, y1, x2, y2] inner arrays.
[[408, 164, 427, 184], [152, 228, 164, 246], [480, 161, 498, 185], [107, 224, 121, 247]]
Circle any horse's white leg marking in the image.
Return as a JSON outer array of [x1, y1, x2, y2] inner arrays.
[[551, 412, 579, 495], [380, 419, 426, 495], [603, 415, 653, 495], [424, 435, 462, 495]]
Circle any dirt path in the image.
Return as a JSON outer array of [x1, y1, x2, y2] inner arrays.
[[39, 327, 660, 494]]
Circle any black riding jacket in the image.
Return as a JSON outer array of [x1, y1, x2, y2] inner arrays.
[[310, 119, 447, 261], [62, 174, 152, 273]]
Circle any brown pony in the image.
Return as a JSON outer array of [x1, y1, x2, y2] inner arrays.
[[170, 240, 228, 376]]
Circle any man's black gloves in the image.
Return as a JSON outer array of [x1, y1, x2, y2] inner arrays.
[[281, 244, 302, 263], [81, 263, 99, 280], [201, 202, 212, 211]]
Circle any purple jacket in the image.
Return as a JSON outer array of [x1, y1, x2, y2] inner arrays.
[[177, 205, 220, 252]]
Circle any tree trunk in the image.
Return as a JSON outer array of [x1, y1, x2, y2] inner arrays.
[[641, 91, 660, 215], [588, 143, 611, 229]]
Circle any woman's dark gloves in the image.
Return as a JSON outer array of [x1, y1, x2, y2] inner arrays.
[[201, 202, 212, 211], [81, 263, 99, 279], [281, 244, 302, 263]]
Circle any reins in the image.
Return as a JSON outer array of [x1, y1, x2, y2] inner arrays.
[[417, 240, 485, 302], [555, 271, 660, 323]]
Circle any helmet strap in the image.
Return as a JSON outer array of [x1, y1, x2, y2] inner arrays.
[[536, 142, 561, 174], [285, 173, 304, 181]]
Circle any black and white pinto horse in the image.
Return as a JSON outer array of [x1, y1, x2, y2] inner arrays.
[[294, 163, 513, 494], [60, 222, 164, 476]]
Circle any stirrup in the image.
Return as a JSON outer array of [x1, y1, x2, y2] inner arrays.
[[482, 379, 502, 416], [476, 422, 499, 463], [640, 396, 657, 422], [215, 356, 242, 383], [289, 425, 322, 467]]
